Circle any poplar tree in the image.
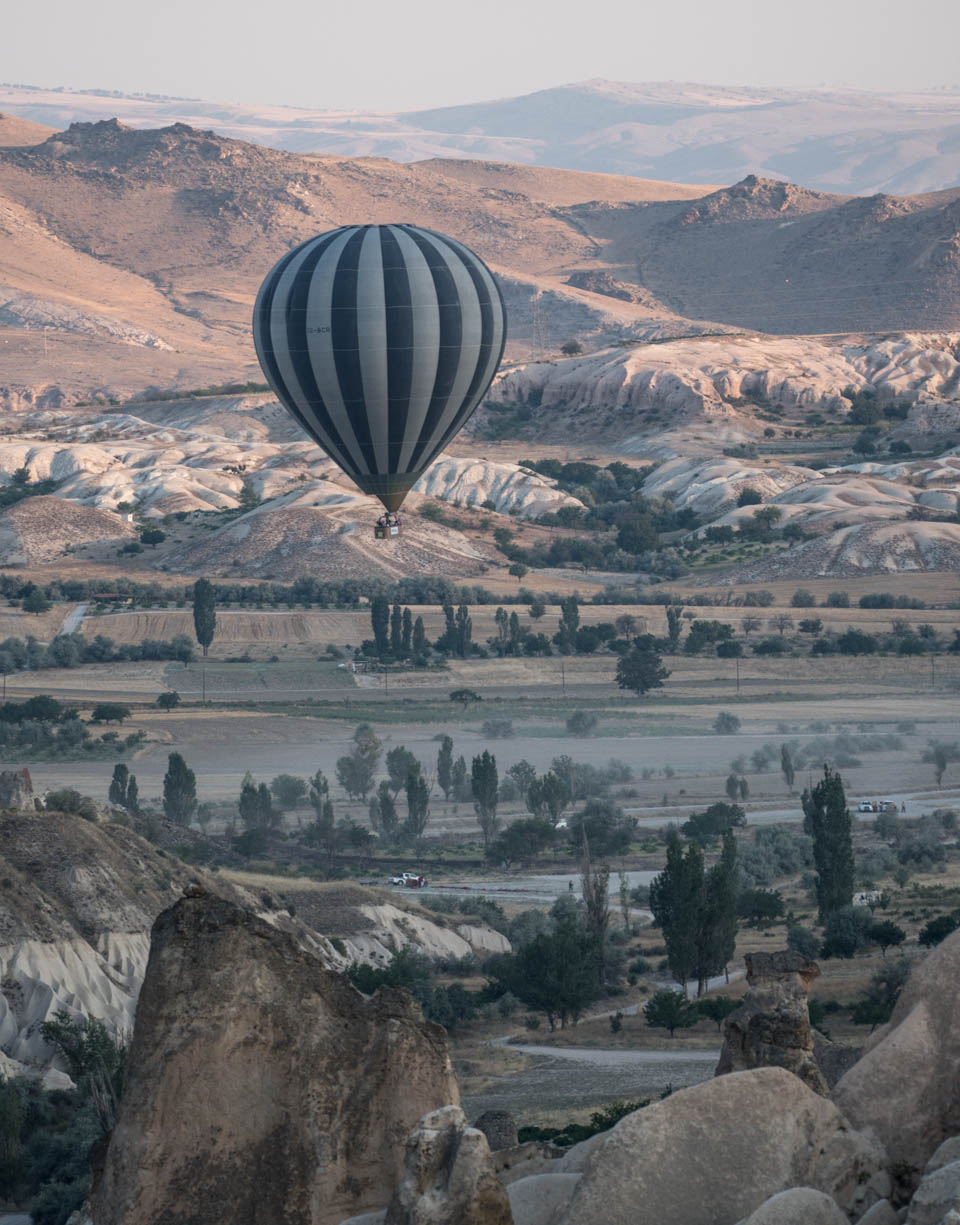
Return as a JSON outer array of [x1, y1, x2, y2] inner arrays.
[[192, 579, 216, 657], [437, 735, 454, 800], [163, 752, 197, 825], [803, 765, 854, 919], [471, 750, 499, 845], [390, 603, 403, 653], [370, 596, 390, 656], [401, 607, 413, 653]]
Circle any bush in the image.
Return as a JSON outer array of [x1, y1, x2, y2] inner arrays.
[[787, 925, 821, 959], [45, 788, 98, 821], [481, 718, 514, 738], [566, 711, 598, 737], [713, 711, 741, 735], [919, 912, 960, 947], [753, 637, 787, 656], [821, 906, 874, 959], [791, 588, 816, 607]]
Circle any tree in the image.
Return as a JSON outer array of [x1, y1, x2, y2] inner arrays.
[[487, 817, 556, 866], [370, 779, 398, 840], [191, 578, 217, 657], [140, 528, 166, 547], [108, 763, 136, 811], [651, 829, 737, 996], [369, 595, 390, 656], [412, 616, 427, 657], [725, 773, 741, 802], [922, 740, 960, 786], [780, 744, 795, 790], [568, 800, 633, 857], [336, 723, 381, 800], [493, 912, 599, 1029], [713, 712, 741, 735], [156, 690, 181, 710], [737, 888, 785, 926], [821, 906, 873, 959], [737, 487, 763, 507], [91, 703, 131, 724], [386, 745, 419, 798], [870, 919, 906, 957], [401, 607, 413, 653], [404, 768, 431, 853], [437, 735, 454, 800], [665, 605, 684, 653], [527, 770, 571, 825], [561, 339, 583, 356], [802, 766, 854, 920], [769, 614, 794, 637], [566, 711, 598, 737], [23, 588, 52, 615], [682, 802, 745, 845], [696, 995, 739, 1032], [919, 912, 960, 947], [529, 598, 547, 621], [471, 750, 499, 846], [616, 514, 658, 554], [306, 770, 336, 858], [390, 602, 403, 653], [508, 563, 529, 582], [787, 925, 821, 959], [799, 618, 823, 636], [580, 833, 610, 985], [616, 646, 670, 697], [741, 615, 761, 636], [163, 752, 197, 825], [451, 755, 469, 802], [270, 774, 307, 809], [643, 988, 695, 1037], [450, 688, 482, 709], [455, 604, 472, 657]]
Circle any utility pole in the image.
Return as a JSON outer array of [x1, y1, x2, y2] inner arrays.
[[202, 666, 206, 703], [931, 654, 936, 691], [735, 656, 740, 694], [560, 659, 566, 697], [384, 668, 388, 698]]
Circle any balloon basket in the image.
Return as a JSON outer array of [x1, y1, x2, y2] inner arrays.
[[374, 524, 401, 540]]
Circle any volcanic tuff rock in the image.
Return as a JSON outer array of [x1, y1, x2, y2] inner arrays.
[[554, 1067, 888, 1225], [736, 1187, 848, 1225], [385, 1105, 513, 1225], [0, 767, 33, 808], [716, 950, 828, 1095], [0, 809, 263, 1075], [92, 894, 460, 1225], [834, 930, 960, 1176]]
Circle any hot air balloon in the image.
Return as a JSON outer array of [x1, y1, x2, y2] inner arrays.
[[253, 224, 507, 536]]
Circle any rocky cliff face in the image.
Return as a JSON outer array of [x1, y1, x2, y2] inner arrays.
[[92, 893, 459, 1225]]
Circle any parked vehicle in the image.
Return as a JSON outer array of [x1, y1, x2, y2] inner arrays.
[[389, 871, 427, 888]]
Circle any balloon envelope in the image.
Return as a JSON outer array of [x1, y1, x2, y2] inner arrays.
[[253, 224, 507, 512]]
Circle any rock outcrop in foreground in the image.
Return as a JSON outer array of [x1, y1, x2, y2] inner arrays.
[[554, 1066, 887, 1225], [833, 928, 960, 1178], [385, 1105, 513, 1225], [716, 950, 827, 1094], [92, 894, 459, 1225]]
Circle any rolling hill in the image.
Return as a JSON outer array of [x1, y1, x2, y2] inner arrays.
[[4, 79, 960, 194]]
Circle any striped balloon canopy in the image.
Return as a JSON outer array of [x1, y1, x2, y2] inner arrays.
[[253, 224, 507, 512]]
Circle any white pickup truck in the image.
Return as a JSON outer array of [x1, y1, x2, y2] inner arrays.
[[389, 871, 427, 889]]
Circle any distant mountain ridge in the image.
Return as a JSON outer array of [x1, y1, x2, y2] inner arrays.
[[4, 78, 960, 194]]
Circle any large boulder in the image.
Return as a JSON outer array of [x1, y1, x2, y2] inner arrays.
[[507, 1173, 580, 1225], [554, 1067, 887, 1225], [385, 1105, 513, 1225], [737, 1187, 848, 1225], [474, 1110, 518, 1152], [833, 932, 960, 1176], [716, 950, 827, 1095], [91, 894, 459, 1225], [906, 1160, 960, 1225]]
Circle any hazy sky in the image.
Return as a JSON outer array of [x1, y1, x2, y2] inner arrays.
[[3, 0, 959, 111]]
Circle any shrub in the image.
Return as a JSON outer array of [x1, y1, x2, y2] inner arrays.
[[566, 711, 598, 737], [713, 711, 741, 735], [787, 925, 822, 959]]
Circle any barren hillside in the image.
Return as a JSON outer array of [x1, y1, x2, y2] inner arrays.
[[5, 79, 960, 194], [2, 119, 960, 412]]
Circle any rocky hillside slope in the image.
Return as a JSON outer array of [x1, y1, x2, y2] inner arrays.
[[5, 79, 960, 194], [2, 118, 960, 408], [0, 809, 507, 1082]]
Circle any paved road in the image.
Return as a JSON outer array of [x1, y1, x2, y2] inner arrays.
[[0, 1214, 33, 1224], [505, 1043, 719, 1066]]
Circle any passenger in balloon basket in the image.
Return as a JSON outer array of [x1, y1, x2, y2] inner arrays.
[[374, 511, 402, 539]]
